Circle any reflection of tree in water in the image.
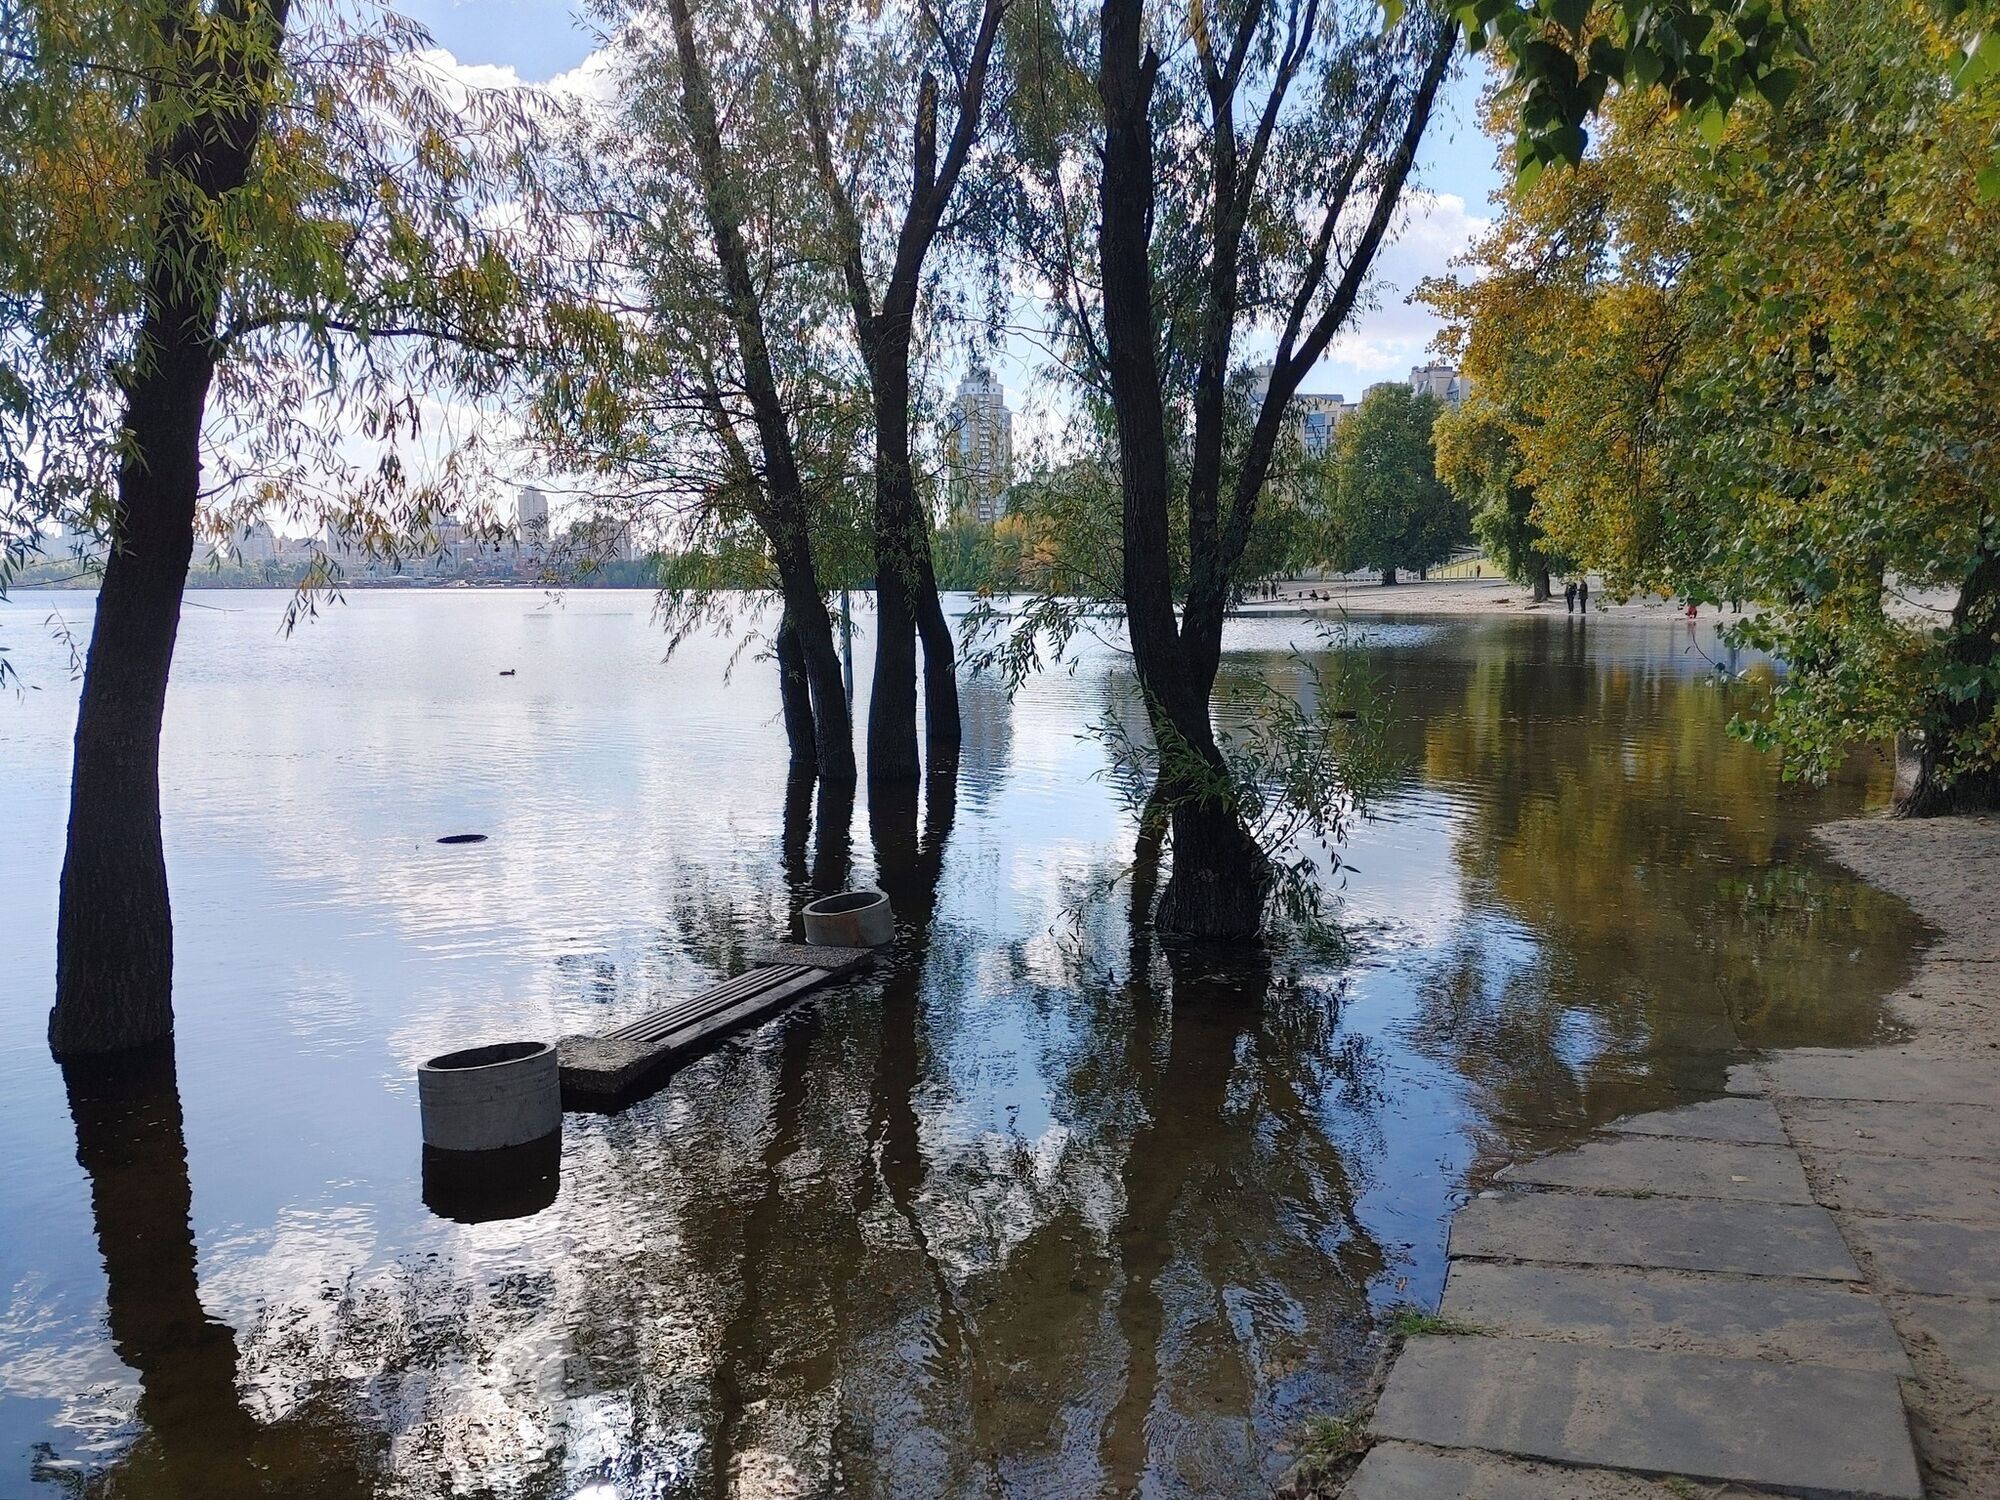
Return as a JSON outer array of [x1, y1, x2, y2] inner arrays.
[[1401, 620, 1920, 1169], [45, 1048, 382, 1499]]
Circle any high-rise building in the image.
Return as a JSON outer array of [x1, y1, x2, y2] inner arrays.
[[516, 486, 551, 547], [1409, 362, 1470, 406], [948, 360, 1013, 525], [1247, 362, 1353, 454], [229, 518, 278, 565]]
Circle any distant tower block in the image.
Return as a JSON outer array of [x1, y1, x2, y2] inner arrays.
[[516, 485, 551, 548], [1409, 362, 1471, 406], [948, 359, 1014, 525]]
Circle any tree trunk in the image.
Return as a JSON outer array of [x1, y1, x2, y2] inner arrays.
[[1532, 566, 1552, 603], [868, 537, 923, 783], [1151, 719, 1271, 941], [776, 554, 855, 784], [1381, 566, 1398, 586], [50, 0, 290, 1059], [52, 390, 203, 1057], [913, 571, 961, 771], [775, 606, 817, 773], [1899, 540, 2000, 816]]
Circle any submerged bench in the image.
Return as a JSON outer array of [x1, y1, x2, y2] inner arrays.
[[557, 941, 876, 1108]]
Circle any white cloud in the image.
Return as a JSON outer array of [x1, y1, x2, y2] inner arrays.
[[1305, 189, 1489, 397]]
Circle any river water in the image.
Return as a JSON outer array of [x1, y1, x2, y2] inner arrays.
[[0, 590, 1922, 1498]]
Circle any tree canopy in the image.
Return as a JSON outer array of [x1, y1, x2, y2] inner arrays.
[[1426, 0, 2000, 809], [1325, 384, 1464, 584]]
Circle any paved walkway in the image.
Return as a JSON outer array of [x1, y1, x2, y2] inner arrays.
[[1342, 817, 2000, 1499]]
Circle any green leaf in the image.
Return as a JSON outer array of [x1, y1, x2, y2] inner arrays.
[[1977, 156, 2000, 202], [1550, 0, 1590, 34], [1755, 66, 1800, 110], [1379, 0, 1405, 26], [1955, 31, 2000, 94], [1696, 103, 1730, 145]]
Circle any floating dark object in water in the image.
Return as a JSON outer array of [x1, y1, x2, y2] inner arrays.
[[499, 669, 516, 676], [803, 888, 895, 947], [437, 833, 488, 845]]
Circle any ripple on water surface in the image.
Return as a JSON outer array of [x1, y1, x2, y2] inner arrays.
[[0, 592, 1922, 1499]]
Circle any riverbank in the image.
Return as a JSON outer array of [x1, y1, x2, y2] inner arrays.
[[1321, 812, 2000, 1499], [1242, 577, 1712, 620]]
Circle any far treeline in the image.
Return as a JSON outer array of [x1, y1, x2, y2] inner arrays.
[[3, 0, 1996, 1060]]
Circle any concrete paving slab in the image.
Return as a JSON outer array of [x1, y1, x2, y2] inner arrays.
[[1371, 1335, 1922, 1499], [1806, 1148, 2000, 1224], [1440, 1261, 1909, 1372], [1884, 1295, 2000, 1393], [1785, 1099, 2000, 1161], [1343, 1441, 1689, 1499], [1603, 1096, 1788, 1145], [1449, 1194, 1861, 1280], [1500, 1136, 1814, 1204], [1847, 1216, 2000, 1298], [1753, 1049, 2000, 1104], [1724, 1062, 1765, 1095]]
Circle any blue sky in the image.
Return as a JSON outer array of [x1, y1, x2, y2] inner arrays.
[[397, 1, 1504, 406]]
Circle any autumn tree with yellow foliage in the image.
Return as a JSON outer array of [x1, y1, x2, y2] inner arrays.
[[1427, 0, 2000, 814]]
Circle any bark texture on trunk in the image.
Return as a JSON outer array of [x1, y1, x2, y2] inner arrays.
[[1532, 566, 1552, 603], [51, 0, 292, 1058], [1899, 540, 2000, 817], [775, 606, 818, 773], [1380, 567, 1398, 586]]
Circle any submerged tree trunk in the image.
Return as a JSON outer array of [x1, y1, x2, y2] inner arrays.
[[775, 606, 818, 773], [1093, 0, 1452, 942], [50, 0, 291, 1059], [1899, 541, 2000, 816], [868, 358, 961, 781], [868, 348, 925, 781], [787, 27, 999, 784]]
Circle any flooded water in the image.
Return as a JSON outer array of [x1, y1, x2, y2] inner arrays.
[[0, 591, 1922, 1499]]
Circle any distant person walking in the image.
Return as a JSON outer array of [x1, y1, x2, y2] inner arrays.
[[1565, 581, 1577, 614], [1577, 578, 1589, 611]]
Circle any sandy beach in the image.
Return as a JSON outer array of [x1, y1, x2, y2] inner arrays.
[[1237, 576, 1719, 622]]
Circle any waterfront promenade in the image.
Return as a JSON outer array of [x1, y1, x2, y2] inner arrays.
[[1343, 814, 2000, 1498]]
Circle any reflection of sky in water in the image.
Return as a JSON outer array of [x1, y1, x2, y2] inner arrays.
[[0, 592, 1922, 1499]]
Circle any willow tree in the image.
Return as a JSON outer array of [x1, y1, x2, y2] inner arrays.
[[772, 0, 1011, 783], [559, 0, 868, 782], [1005, 0, 1456, 938], [4, 0, 587, 1056]]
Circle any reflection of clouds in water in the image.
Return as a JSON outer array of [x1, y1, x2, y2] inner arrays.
[[0, 595, 1927, 1500]]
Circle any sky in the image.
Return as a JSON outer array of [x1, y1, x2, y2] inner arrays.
[[397, 0, 1504, 410]]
